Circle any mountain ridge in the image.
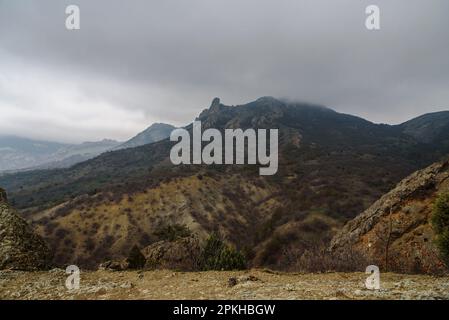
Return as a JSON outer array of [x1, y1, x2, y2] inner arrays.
[[1, 97, 448, 269], [0, 136, 121, 173], [114, 122, 175, 151]]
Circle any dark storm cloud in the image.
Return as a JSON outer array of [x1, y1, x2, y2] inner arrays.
[[0, 0, 448, 142]]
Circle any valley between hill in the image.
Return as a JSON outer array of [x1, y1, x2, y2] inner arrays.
[[2, 97, 449, 272]]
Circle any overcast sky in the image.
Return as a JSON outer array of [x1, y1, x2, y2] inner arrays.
[[0, 0, 448, 143]]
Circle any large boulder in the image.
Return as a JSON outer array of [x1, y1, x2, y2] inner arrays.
[[98, 245, 146, 271], [143, 236, 201, 271], [0, 188, 52, 270], [330, 160, 449, 274]]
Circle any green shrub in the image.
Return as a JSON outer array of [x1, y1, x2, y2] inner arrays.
[[431, 193, 449, 266], [199, 233, 246, 271], [126, 245, 146, 269]]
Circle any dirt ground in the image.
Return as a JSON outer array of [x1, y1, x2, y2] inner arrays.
[[1, 269, 448, 300]]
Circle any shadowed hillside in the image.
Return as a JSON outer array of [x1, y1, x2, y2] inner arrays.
[[1, 97, 448, 269]]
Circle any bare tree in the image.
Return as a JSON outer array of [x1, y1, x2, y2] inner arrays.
[[374, 203, 394, 271], [385, 206, 393, 272]]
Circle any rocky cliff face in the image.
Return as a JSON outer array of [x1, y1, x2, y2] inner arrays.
[[330, 160, 449, 274], [0, 188, 52, 270]]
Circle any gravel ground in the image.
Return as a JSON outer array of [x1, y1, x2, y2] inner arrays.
[[1, 269, 448, 300]]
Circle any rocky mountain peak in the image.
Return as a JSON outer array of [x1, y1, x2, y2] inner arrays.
[[255, 96, 280, 104], [210, 97, 221, 109]]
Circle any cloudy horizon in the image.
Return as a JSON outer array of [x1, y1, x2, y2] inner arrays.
[[1, 0, 448, 143]]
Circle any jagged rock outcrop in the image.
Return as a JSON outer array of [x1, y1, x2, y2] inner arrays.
[[330, 160, 449, 274], [0, 187, 52, 270], [143, 236, 201, 271]]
